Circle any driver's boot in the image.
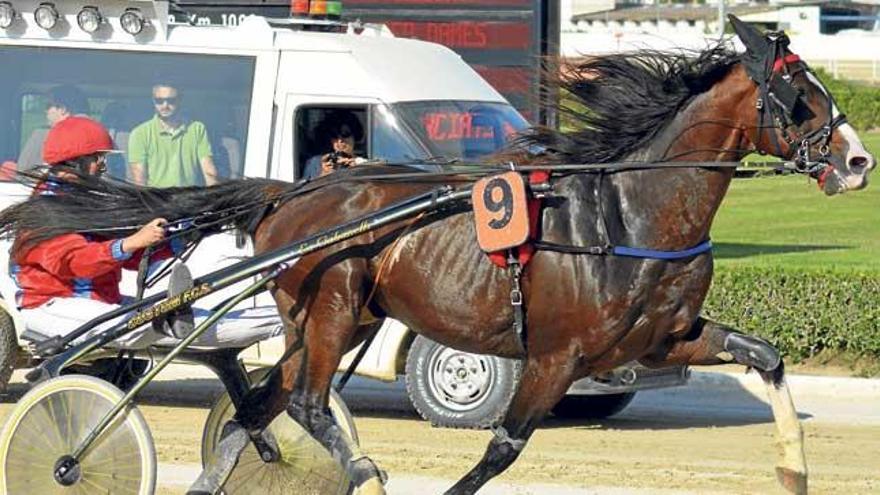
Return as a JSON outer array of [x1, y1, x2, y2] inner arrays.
[[153, 263, 196, 339]]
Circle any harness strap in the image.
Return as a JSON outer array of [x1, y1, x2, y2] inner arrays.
[[135, 245, 154, 301], [612, 240, 713, 259], [506, 252, 527, 354], [533, 239, 712, 260], [772, 54, 801, 73]]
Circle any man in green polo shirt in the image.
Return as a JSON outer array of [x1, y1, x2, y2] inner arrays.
[[128, 83, 219, 187]]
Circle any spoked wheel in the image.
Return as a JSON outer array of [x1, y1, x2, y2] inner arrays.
[[201, 368, 358, 494], [0, 375, 156, 494]]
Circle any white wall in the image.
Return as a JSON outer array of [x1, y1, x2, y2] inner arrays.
[[562, 31, 880, 61], [738, 6, 821, 35]]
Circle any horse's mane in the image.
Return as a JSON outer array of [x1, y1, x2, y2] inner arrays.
[[0, 170, 298, 250], [516, 42, 740, 163]]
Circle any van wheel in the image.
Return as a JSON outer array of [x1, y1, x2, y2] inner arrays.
[[0, 307, 19, 391], [405, 335, 521, 429], [551, 392, 636, 420]]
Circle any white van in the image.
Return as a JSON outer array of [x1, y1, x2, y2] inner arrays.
[[0, 0, 686, 428]]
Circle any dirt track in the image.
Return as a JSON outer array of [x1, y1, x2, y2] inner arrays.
[[1, 370, 878, 494], [134, 404, 880, 494]]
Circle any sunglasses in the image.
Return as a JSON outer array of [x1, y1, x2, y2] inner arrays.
[[153, 97, 178, 106]]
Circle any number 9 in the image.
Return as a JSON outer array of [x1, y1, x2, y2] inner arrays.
[[482, 178, 514, 230]]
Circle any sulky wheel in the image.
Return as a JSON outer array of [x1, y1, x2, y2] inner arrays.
[[0, 375, 156, 494], [201, 368, 358, 494]]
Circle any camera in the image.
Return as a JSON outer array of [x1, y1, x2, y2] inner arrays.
[[326, 150, 353, 169]]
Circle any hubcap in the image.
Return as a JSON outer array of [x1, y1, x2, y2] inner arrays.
[[53, 455, 80, 486], [427, 346, 495, 412]]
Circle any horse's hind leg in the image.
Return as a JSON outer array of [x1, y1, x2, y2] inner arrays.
[[187, 348, 295, 494], [641, 317, 807, 495], [190, 318, 386, 494], [274, 273, 386, 495], [287, 386, 386, 495], [446, 351, 575, 495]]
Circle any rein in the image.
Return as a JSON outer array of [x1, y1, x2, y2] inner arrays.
[[68, 160, 742, 240]]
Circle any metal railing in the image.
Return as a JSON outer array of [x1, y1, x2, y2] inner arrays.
[[814, 59, 880, 84]]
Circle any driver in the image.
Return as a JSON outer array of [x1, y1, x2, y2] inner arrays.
[[10, 116, 180, 348], [10, 116, 281, 349]]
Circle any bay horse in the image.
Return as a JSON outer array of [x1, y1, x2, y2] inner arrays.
[[0, 17, 873, 495]]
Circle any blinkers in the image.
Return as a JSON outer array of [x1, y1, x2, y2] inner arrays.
[[729, 15, 845, 176]]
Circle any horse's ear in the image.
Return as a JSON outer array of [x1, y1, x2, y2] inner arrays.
[[728, 15, 768, 55]]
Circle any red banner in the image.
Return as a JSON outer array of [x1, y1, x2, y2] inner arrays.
[[343, 0, 530, 6], [384, 21, 530, 50]]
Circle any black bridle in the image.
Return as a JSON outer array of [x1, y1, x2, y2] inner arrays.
[[750, 32, 847, 179]]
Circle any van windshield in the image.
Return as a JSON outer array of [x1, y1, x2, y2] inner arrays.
[[390, 101, 529, 161], [0, 45, 255, 186]]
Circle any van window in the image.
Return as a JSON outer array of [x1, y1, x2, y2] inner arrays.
[[0, 46, 255, 185], [392, 101, 528, 160], [371, 104, 426, 165], [295, 106, 368, 180]]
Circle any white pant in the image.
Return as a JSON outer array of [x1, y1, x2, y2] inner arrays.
[[21, 297, 283, 350]]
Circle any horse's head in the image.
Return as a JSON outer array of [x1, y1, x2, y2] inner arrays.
[[730, 15, 875, 195]]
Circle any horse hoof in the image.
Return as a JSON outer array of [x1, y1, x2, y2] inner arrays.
[[775, 467, 808, 494], [354, 477, 387, 495]]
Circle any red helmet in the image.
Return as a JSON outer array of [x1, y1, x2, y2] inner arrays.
[[42, 116, 116, 165]]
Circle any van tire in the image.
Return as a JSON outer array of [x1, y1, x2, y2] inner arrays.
[[0, 307, 18, 391], [551, 392, 636, 420], [405, 335, 521, 429]]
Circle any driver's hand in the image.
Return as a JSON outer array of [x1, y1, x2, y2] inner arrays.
[[122, 218, 167, 253]]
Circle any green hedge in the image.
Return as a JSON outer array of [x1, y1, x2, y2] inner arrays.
[[702, 266, 880, 361], [814, 69, 880, 132]]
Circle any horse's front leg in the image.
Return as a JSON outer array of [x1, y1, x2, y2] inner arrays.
[[641, 316, 807, 495], [446, 350, 576, 495]]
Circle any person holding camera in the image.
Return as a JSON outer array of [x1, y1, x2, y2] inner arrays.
[[302, 118, 366, 180]]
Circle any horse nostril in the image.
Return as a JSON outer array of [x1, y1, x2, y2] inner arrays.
[[848, 156, 871, 170]]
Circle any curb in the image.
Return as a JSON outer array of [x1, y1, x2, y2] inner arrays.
[[687, 369, 880, 400], [633, 369, 880, 425]]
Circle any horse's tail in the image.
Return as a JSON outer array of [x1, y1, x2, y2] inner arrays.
[[0, 168, 297, 250]]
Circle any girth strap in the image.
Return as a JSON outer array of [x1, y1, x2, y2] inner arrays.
[[533, 239, 713, 260]]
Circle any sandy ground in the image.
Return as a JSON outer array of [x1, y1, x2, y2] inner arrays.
[[1, 366, 878, 494], [38, 402, 872, 495]]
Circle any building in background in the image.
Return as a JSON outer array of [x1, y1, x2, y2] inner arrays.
[[566, 0, 880, 35], [560, 0, 880, 83]]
